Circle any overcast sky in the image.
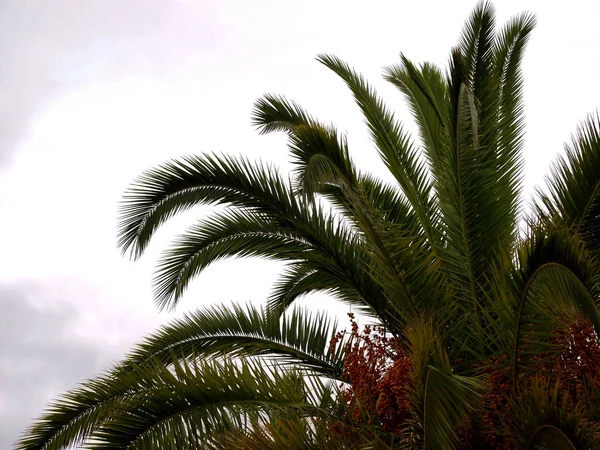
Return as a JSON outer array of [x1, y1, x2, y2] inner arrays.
[[1, 0, 600, 447]]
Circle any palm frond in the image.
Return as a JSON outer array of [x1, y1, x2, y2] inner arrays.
[[436, 66, 490, 313], [422, 367, 481, 450], [17, 358, 333, 450], [323, 173, 440, 322], [117, 153, 299, 260], [511, 226, 600, 381], [535, 113, 600, 254], [151, 200, 392, 320], [385, 57, 449, 183], [152, 209, 312, 309], [356, 174, 417, 228], [458, 1, 496, 112], [493, 11, 536, 187], [123, 303, 345, 378], [118, 153, 394, 317], [251, 94, 357, 197], [317, 54, 436, 241], [509, 378, 600, 449], [267, 262, 363, 316], [427, 4, 532, 324], [252, 87, 433, 324], [252, 94, 315, 135], [403, 318, 481, 450]]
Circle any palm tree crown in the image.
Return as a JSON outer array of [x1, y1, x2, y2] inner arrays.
[[18, 2, 600, 449]]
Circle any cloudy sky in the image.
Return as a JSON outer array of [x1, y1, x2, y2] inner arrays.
[[1, 0, 599, 447]]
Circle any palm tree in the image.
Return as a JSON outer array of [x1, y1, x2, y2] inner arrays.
[[18, 2, 600, 448]]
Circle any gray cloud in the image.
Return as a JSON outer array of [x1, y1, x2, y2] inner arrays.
[[0, 281, 118, 448]]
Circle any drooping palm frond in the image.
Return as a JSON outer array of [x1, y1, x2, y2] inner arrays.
[[152, 209, 314, 308], [252, 94, 357, 198], [422, 368, 481, 450], [122, 303, 345, 378], [253, 92, 425, 257], [509, 378, 600, 449], [510, 225, 600, 382], [118, 153, 299, 260], [119, 153, 397, 321], [151, 206, 350, 307], [267, 262, 363, 315], [16, 357, 336, 450]]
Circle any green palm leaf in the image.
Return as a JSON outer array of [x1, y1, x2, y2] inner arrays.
[[422, 367, 481, 450], [17, 358, 334, 450], [511, 225, 600, 381], [252, 94, 357, 197], [384, 56, 449, 180], [509, 378, 600, 449], [267, 262, 364, 315], [123, 303, 345, 378], [118, 153, 299, 259], [252, 92, 428, 323], [536, 114, 600, 254], [317, 54, 435, 241]]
